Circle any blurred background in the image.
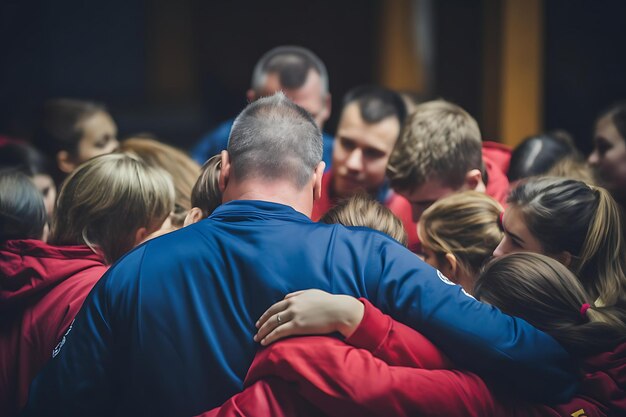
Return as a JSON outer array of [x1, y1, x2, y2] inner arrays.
[[1, 0, 625, 154]]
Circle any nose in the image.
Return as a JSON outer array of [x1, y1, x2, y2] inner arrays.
[[492, 237, 507, 257], [588, 150, 599, 166], [345, 149, 363, 172]]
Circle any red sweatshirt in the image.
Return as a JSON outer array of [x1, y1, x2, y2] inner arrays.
[[0, 239, 107, 416], [201, 300, 625, 417]]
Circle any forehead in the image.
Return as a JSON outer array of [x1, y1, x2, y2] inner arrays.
[[80, 111, 116, 133], [402, 177, 457, 202], [595, 115, 624, 143], [337, 103, 400, 149]]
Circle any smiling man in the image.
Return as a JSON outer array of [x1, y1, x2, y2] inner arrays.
[[312, 86, 419, 250]]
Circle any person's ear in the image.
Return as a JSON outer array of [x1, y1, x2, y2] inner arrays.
[[554, 251, 573, 267], [134, 227, 149, 246], [246, 89, 257, 103], [313, 161, 326, 201], [219, 150, 231, 193], [57, 150, 76, 174], [464, 169, 485, 192], [443, 252, 458, 277], [184, 207, 205, 227]]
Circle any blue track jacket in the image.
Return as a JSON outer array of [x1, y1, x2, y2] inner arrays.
[[23, 201, 578, 417]]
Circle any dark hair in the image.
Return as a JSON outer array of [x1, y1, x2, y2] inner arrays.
[[508, 132, 582, 182], [0, 170, 47, 241], [228, 92, 322, 188], [0, 142, 53, 177], [475, 253, 626, 357], [596, 101, 626, 142], [508, 177, 626, 306], [342, 85, 407, 127], [32, 98, 106, 158], [251, 46, 329, 94]]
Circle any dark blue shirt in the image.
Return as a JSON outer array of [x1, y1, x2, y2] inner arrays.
[[24, 201, 577, 417]]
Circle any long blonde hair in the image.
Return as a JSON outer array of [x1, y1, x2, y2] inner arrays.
[[419, 191, 503, 288], [121, 136, 200, 227], [50, 154, 174, 264], [509, 177, 626, 307]]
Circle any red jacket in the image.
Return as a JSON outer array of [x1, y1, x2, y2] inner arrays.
[[311, 171, 420, 252], [0, 239, 107, 416], [202, 300, 624, 417]]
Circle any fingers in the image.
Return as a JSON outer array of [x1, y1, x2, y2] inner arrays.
[[284, 290, 306, 299], [257, 319, 299, 346], [254, 310, 292, 344], [256, 299, 289, 329]]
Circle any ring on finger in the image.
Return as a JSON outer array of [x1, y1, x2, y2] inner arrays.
[[276, 313, 282, 325]]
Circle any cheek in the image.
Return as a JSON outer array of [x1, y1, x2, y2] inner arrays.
[[364, 158, 389, 179]]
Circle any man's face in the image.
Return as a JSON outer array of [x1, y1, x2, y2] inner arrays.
[[258, 70, 329, 129], [331, 103, 400, 198], [398, 178, 459, 222]]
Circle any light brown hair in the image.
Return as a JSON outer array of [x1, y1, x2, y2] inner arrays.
[[475, 253, 626, 356], [121, 136, 200, 227], [419, 191, 503, 291], [387, 99, 483, 192], [50, 154, 175, 264], [190, 154, 222, 218], [320, 194, 408, 246], [509, 177, 626, 307]]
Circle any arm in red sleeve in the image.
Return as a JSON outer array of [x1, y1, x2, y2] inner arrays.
[[246, 337, 501, 417], [345, 298, 453, 369]]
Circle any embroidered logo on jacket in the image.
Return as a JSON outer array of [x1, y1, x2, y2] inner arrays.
[[52, 319, 75, 358]]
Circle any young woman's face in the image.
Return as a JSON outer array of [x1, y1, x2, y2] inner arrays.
[[588, 115, 626, 195], [75, 111, 119, 163], [493, 205, 545, 257], [32, 173, 56, 219]]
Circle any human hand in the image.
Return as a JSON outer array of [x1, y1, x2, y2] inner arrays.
[[253, 289, 364, 346]]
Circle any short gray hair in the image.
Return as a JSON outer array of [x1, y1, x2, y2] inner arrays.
[[228, 92, 323, 188], [251, 46, 329, 95]]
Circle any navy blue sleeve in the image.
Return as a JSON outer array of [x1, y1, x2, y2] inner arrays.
[[190, 120, 233, 165], [365, 237, 579, 403], [22, 248, 145, 417]]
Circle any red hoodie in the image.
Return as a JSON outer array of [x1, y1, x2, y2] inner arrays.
[[0, 239, 107, 416], [201, 300, 625, 417]]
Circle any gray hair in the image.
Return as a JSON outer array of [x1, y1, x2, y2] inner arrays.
[[251, 46, 329, 95], [228, 92, 323, 188]]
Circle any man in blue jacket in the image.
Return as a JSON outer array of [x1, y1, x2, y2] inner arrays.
[[191, 45, 334, 169], [24, 93, 577, 417]]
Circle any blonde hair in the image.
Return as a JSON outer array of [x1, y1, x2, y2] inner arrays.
[[419, 191, 503, 288], [121, 136, 200, 227], [50, 153, 175, 264], [475, 253, 626, 356], [545, 156, 597, 185], [190, 154, 222, 218], [320, 194, 408, 246], [509, 177, 626, 307], [387, 100, 483, 192]]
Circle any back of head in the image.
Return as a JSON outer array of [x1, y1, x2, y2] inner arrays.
[[251, 46, 328, 95], [50, 154, 175, 264], [509, 177, 626, 306], [0, 170, 47, 241], [508, 133, 580, 182], [228, 92, 323, 188], [0, 142, 52, 177], [388, 99, 483, 192], [342, 85, 407, 127], [121, 136, 201, 227], [320, 194, 408, 246], [475, 253, 626, 356], [420, 191, 503, 281], [190, 154, 222, 218]]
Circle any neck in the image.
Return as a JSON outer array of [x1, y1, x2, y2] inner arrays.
[[222, 179, 314, 218]]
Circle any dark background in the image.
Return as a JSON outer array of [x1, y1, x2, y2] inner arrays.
[[1, 0, 625, 155]]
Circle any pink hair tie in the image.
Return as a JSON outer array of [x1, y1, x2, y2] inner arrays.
[[580, 303, 591, 317]]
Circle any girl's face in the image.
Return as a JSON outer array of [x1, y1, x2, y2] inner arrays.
[[588, 115, 626, 195], [493, 205, 545, 257], [32, 173, 56, 219], [75, 111, 119, 163]]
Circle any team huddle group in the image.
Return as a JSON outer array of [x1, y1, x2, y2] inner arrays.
[[1, 46, 625, 417]]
